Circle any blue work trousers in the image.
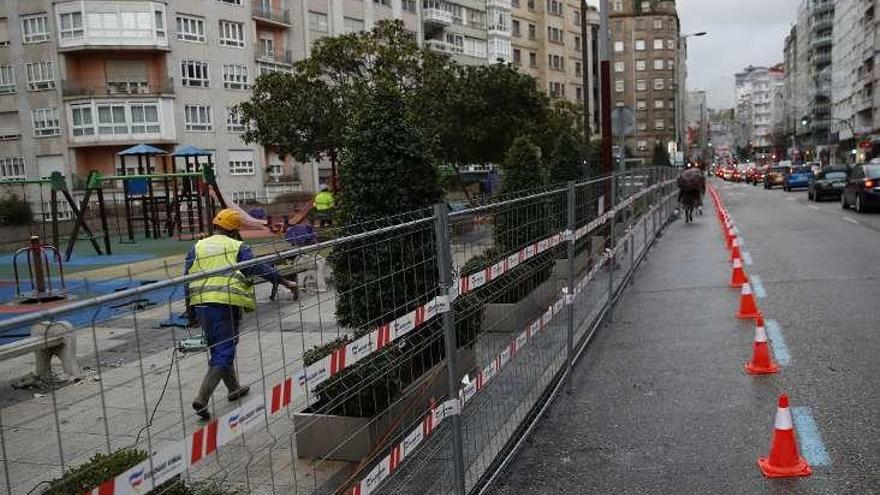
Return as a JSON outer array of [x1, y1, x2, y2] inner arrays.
[[194, 304, 242, 368]]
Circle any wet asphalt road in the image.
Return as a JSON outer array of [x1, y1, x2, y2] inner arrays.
[[493, 178, 880, 494]]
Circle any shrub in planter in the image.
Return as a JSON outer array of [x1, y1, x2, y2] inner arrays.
[[0, 195, 33, 226]]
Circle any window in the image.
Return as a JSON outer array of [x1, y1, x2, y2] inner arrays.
[[21, 14, 49, 44], [547, 0, 563, 16], [512, 20, 520, 37], [528, 0, 535, 10], [574, 10, 581, 25], [667, 59, 675, 70], [25, 61, 55, 91], [636, 100, 646, 110], [655, 119, 665, 130], [222, 64, 249, 89], [130, 102, 160, 134], [226, 107, 245, 132], [641, 1, 651, 11], [0, 112, 19, 140], [59, 12, 84, 39], [549, 54, 564, 70], [374, 0, 391, 7], [177, 15, 206, 42], [181, 60, 210, 87], [653, 59, 664, 70], [529, 52, 537, 67], [576, 86, 583, 101], [70, 105, 94, 136], [32, 108, 60, 137], [637, 140, 647, 151], [547, 26, 563, 43], [575, 61, 582, 76], [666, 39, 675, 49], [403, 0, 417, 13], [154, 9, 165, 37], [0, 157, 25, 180], [615, 79, 624, 92], [614, 61, 624, 73], [614, 41, 624, 52], [615, 101, 624, 107], [309, 12, 328, 32], [636, 19, 645, 30], [513, 49, 521, 64], [464, 37, 486, 58], [528, 24, 536, 39], [574, 35, 581, 51], [259, 37, 275, 58], [232, 190, 257, 203], [344, 17, 364, 33], [653, 78, 664, 90], [549, 81, 564, 97], [0, 66, 14, 93], [637, 121, 647, 130], [654, 18, 664, 30], [97, 104, 128, 135], [636, 79, 646, 91], [0, 18, 8, 46], [635, 39, 645, 51], [636, 60, 646, 71], [229, 150, 255, 175], [185, 104, 213, 132], [656, 100, 666, 109], [612, 0, 623, 11], [653, 38, 664, 50], [219, 20, 245, 47], [218, 0, 243, 4]]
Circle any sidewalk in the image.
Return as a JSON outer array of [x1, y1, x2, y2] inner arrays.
[[493, 200, 839, 494]]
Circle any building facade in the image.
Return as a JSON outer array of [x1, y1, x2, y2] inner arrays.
[[734, 65, 785, 156], [831, 0, 875, 155], [684, 89, 705, 161], [607, 0, 681, 162]]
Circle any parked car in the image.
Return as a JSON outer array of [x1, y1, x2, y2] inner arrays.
[[808, 168, 848, 201], [783, 166, 814, 191], [745, 166, 757, 184], [764, 165, 789, 189], [841, 163, 880, 213]]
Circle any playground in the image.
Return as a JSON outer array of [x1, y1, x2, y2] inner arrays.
[[0, 143, 326, 345]]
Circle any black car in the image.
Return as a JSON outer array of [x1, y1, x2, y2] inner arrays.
[[841, 163, 880, 213], [808, 168, 848, 201]]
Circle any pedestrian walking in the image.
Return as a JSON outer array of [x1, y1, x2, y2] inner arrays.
[[185, 209, 296, 420]]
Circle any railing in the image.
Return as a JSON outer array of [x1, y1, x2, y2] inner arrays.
[[0, 168, 680, 495], [255, 49, 294, 65], [252, 5, 292, 25], [61, 78, 175, 97], [423, 8, 454, 25], [486, 0, 513, 9], [426, 38, 463, 54]]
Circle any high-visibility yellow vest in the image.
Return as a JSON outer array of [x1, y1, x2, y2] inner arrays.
[[187, 235, 256, 311], [314, 191, 335, 211]]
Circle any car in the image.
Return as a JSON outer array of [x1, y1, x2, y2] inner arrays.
[[745, 166, 757, 184], [752, 165, 769, 186], [841, 163, 880, 213], [783, 166, 813, 191], [764, 165, 789, 189], [722, 166, 736, 181], [808, 168, 848, 201]]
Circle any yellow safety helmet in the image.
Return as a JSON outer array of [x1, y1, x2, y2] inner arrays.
[[213, 208, 242, 231]]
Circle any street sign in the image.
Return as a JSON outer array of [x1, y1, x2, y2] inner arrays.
[[611, 107, 636, 137], [673, 151, 685, 167]]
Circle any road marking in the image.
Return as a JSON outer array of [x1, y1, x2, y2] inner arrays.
[[786, 197, 797, 201], [808, 205, 820, 210], [843, 217, 859, 224], [792, 407, 831, 467], [742, 251, 753, 266], [750, 275, 766, 298], [764, 320, 791, 366]]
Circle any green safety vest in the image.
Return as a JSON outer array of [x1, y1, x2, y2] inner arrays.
[[187, 235, 256, 311], [314, 191, 335, 211]]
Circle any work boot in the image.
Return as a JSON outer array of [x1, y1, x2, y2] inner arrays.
[[222, 367, 250, 401], [192, 366, 224, 420]]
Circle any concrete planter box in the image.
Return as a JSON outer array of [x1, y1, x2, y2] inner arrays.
[[482, 275, 559, 334], [293, 346, 476, 462]]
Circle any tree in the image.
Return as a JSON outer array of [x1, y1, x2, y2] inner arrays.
[[546, 132, 585, 185], [652, 143, 672, 167]]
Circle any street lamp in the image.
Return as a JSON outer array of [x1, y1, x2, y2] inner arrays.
[[675, 32, 708, 160]]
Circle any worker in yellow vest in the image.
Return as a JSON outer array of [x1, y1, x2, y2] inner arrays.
[[313, 183, 335, 227], [185, 208, 296, 420]]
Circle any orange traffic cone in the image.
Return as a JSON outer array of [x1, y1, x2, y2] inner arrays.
[[725, 229, 735, 249], [758, 394, 812, 478], [736, 283, 761, 320], [730, 258, 749, 288], [729, 238, 742, 263], [745, 322, 779, 374]]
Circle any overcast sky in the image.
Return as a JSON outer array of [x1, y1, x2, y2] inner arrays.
[[676, 0, 802, 109]]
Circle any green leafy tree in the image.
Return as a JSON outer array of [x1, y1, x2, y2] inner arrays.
[[652, 142, 672, 167], [546, 132, 585, 185]]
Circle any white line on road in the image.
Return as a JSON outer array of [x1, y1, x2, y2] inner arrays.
[[808, 205, 820, 210], [843, 217, 860, 224]]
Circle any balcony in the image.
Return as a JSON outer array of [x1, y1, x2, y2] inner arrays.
[[425, 39, 462, 54], [811, 33, 832, 48], [252, 6, 292, 27], [487, 24, 511, 37], [255, 50, 293, 66], [814, 0, 834, 16], [856, 94, 874, 112], [486, 0, 513, 9], [812, 15, 833, 31], [56, 1, 170, 52], [65, 97, 176, 147], [61, 78, 175, 99], [812, 50, 832, 66], [423, 8, 453, 27], [864, 46, 876, 62]]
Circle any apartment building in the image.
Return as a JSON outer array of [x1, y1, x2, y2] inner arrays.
[[734, 65, 785, 154], [607, 0, 681, 161], [509, 0, 600, 130], [831, 0, 876, 150]]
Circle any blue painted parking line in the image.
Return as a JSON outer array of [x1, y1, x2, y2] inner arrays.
[[792, 407, 831, 467], [750, 275, 766, 298], [742, 251, 753, 266], [764, 320, 791, 366]]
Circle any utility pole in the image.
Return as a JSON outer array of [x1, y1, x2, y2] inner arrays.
[[580, 1, 591, 141], [599, 0, 612, 176]]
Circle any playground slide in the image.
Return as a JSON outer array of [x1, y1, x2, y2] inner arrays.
[[214, 189, 269, 230]]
